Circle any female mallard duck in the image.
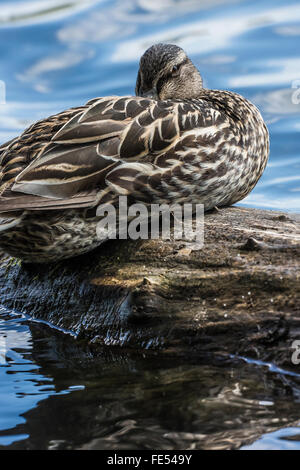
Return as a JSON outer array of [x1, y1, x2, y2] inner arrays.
[[0, 43, 269, 263]]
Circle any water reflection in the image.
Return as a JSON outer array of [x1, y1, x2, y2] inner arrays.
[[0, 309, 85, 447], [242, 426, 300, 450], [253, 89, 300, 115], [0, 0, 100, 27], [230, 58, 300, 88], [1, 308, 300, 450], [109, 2, 300, 62]]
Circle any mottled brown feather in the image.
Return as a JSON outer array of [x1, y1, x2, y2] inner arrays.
[[0, 93, 268, 212]]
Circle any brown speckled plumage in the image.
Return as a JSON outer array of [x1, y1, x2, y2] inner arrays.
[[0, 44, 269, 263]]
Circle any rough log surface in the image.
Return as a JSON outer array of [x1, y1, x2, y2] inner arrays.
[[0, 206, 299, 367]]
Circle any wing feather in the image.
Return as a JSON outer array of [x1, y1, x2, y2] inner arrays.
[[0, 190, 98, 212], [12, 143, 117, 199], [0, 95, 227, 213]]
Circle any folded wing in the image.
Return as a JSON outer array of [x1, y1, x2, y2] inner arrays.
[[0, 95, 226, 212]]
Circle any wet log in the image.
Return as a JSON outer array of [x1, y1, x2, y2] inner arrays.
[[0, 206, 299, 367]]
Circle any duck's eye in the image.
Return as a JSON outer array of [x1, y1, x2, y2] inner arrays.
[[172, 65, 180, 75]]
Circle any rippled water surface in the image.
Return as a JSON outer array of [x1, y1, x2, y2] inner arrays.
[[2, 307, 300, 450], [0, 0, 300, 450]]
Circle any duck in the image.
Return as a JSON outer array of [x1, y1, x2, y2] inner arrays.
[[0, 43, 269, 263]]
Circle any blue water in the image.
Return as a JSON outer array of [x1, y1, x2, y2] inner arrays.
[[0, 0, 300, 450], [0, 0, 300, 211]]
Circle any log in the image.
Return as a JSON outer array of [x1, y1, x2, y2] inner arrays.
[[0, 206, 299, 368]]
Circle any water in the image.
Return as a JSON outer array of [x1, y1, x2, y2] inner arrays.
[[0, 0, 300, 450], [2, 308, 300, 451]]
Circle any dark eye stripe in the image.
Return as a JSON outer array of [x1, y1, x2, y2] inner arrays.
[[157, 58, 189, 93], [170, 58, 188, 76]]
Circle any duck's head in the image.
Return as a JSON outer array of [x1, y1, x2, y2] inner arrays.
[[135, 43, 203, 101]]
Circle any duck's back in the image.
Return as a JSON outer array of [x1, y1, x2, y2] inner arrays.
[[0, 92, 269, 262]]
